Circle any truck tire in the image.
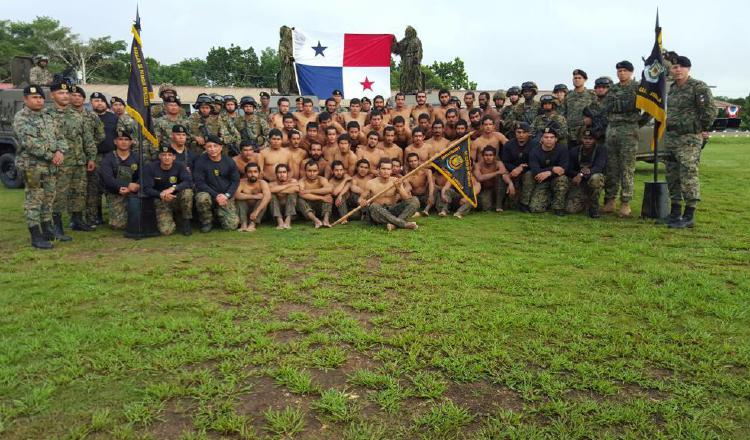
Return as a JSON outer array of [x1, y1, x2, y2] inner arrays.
[[0, 152, 23, 189]]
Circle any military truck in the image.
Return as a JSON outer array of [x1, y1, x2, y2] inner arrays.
[[0, 87, 40, 188]]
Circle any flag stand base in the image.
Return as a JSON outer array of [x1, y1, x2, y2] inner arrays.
[[124, 196, 160, 240], [640, 181, 670, 219]]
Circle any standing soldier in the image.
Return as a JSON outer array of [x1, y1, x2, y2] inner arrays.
[[532, 95, 568, 146], [14, 85, 66, 248], [46, 81, 97, 233], [152, 95, 189, 148], [257, 91, 272, 122], [29, 55, 53, 86], [237, 96, 269, 148], [564, 69, 596, 148], [553, 84, 569, 111], [663, 56, 715, 228], [509, 81, 541, 132], [151, 84, 183, 119], [87, 91, 119, 226], [602, 61, 651, 217]]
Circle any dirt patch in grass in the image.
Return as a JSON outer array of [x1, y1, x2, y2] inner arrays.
[[445, 380, 524, 414], [310, 350, 381, 390], [365, 256, 381, 273], [149, 398, 195, 439], [270, 328, 302, 343]]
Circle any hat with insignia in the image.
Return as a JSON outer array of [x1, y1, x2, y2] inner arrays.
[[90, 92, 107, 102], [172, 124, 187, 133], [50, 81, 69, 92], [259, 91, 270, 98], [616, 60, 635, 72], [23, 85, 45, 98], [69, 85, 86, 97], [516, 122, 531, 132], [205, 135, 223, 145], [115, 127, 132, 139], [158, 143, 177, 154], [332, 89, 343, 96], [581, 128, 595, 139], [543, 126, 559, 137], [110, 96, 125, 105], [675, 55, 691, 68]]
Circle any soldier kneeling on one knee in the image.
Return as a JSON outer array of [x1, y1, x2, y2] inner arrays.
[[98, 128, 140, 230], [565, 129, 607, 218], [142, 143, 194, 236]]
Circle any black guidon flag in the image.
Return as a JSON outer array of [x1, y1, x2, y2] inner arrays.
[[125, 7, 157, 145], [635, 11, 667, 148], [430, 134, 478, 208]]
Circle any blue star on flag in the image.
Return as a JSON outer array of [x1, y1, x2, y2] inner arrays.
[[312, 40, 327, 57]]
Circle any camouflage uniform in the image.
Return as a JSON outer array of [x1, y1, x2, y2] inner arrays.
[[80, 108, 105, 224], [499, 106, 515, 138], [13, 107, 65, 227], [509, 100, 541, 132], [152, 114, 189, 148], [532, 111, 569, 145], [297, 198, 332, 220], [116, 113, 154, 159], [99, 153, 139, 229], [187, 113, 241, 157], [564, 89, 596, 144], [155, 190, 194, 235], [236, 114, 270, 147], [529, 177, 569, 212], [369, 197, 420, 227], [45, 106, 96, 215], [664, 77, 715, 208], [195, 193, 239, 230], [602, 81, 643, 203], [151, 104, 186, 120], [29, 66, 53, 85]]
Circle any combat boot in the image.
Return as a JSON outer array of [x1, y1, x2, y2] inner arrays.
[[70, 212, 94, 232], [180, 218, 192, 236], [29, 226, 53, 249], [618, 202, 632, 218], [94, 206, 104, 226], [656, 203, 682, 225], [52, 213, 72, 241], [588, 205, 600, 218], [602, 198, 616, 214], [554, 209, 566, 217], [200, 223, 212, 233], [41, 221, 55, 241], [669, 206, 695, 229]]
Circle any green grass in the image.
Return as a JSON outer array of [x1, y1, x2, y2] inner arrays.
[[0, 137, 748, 439]]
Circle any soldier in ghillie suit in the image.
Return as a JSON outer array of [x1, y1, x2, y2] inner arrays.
[[392, 26, 423, 94], [278, 26, 299, 95]]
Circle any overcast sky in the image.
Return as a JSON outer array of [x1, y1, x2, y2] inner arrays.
[[5, 0, 748, 97]]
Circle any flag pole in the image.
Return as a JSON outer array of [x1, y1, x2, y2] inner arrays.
[[332, 133, 471, 226]]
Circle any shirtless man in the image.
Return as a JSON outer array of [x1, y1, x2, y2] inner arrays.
[[297, 160, 333, 228], [346, 121, 367, 151], [342, 98, 367, 127], [295, 98, 318, 131], [329, 133, 358, 177], [392, 116, 412, 148], [234, 162, 271, 231], [379, 126, 404, 163], [471, 115, 508, 163], [357, 131, 385, 176], [359, 158, 419, 231], [425, 120, 450, 156], [468, 108, 483, 133], [371, 95, 391, 125], [234, 141, 263, 178], [391, 158, 404, 178], [416, 113, 433, 139], [363, 110, 386, 139], [328, 160, 353, 222], [404, 152, 435, 216], [390, 92, 412, 124], [455, 120, 469, 139], [260, 129, 294, 182], [322, 126, 340, 162], [323, 98, 344, 125], [318, 111, 345, 136], [444, 108, 461, 140], [288, 130, 308, 179], [404, 127, 431, 171], [439, 175, 481, 219], [410, 91, 433, 124], [270, 97, 294, 130], [459, 91, 476, 122], [432, 89, 451, 123], [269, 163, 298, 229], [308, 142, 329, 177], [300, 122, 319, 152], [474, 146, 513, 212], [280, 114, 298, 147]]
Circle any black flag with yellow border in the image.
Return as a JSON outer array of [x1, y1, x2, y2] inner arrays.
[[125, 8, 157, 145], [430, 134, 478, 208], [635, 11, 667, 148]]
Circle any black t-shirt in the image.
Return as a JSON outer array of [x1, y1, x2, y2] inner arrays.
[[142, 160, 193, 197]]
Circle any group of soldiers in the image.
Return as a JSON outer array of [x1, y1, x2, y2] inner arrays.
[[15, 55, 715, 249]]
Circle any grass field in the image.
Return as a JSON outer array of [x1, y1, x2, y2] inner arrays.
[[0, 137, 748, 439]]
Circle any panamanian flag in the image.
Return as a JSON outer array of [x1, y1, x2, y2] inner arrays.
[[293, 29, 393, 99]]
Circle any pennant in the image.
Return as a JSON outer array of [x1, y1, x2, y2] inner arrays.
[[635, 11, 667, 149], [430, 134, 478, 208], [293, 29, 392, 99], [125, 8, 157, 145]]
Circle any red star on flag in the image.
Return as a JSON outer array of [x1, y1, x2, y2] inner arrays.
[[360, 76, 374, 91]]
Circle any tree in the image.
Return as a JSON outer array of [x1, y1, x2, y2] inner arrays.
[[205, 44, 261, 87], [0, 16, 74, 81], [48, 36, 127, 84], [258, 47, 279, 88], [429, 57, 477, 90]]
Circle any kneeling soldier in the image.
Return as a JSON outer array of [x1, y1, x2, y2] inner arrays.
[[528, 126, 569, 215], [98, 128, 140, 229], [143, 144, 194, 235], [566, 129, 606, 217], [193, 136, 240, 232]]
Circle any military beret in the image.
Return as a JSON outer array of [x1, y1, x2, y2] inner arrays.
[[553, 84, 568, 93], [23, 85, 45, 98], [516, 122, 531, 132], [50, 81, 69, 92], [675, 55, 691, 68], [332, 89, 343, 96], [543, 126, 559, 137], [205, 135, 223, 145], [115, 127, 132, 139], [259, 91, 270, 98], [90, 92, 107, 101], [110, 96, 125, 105], [172, 124, 187, 133], [158, 143, 177, 154], [581, 129, 595, 139], [572, 69, 588, 79], [69, 85, 86, 97], [163, 95, 181, 104], [616, 60, 635, 72]]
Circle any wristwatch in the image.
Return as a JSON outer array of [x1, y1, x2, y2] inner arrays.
[[224, 192, 231, 198]]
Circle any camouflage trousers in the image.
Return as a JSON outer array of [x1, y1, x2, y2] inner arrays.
[[518, 172, 535, 207], [333, 193, 359, 219], [155, 189, 194, 235], [665, 133, 702, 208], [85, 154, 105, 223], [369, 197, 419, 228], [413, 193, 433, 212], [604, 124, 638, 202], [22, 163, 57, 227], [105, 193, 130, 230], [195, 192, 239, 230], [271, 194, 298, 219], [437, 188, 472, 214], [237, 199, 268, 224], [566, 173, 605, 213], [477, 177, 508, 211], [297, 198, 332, 219], [529, 175, 570, 212], [53, 164, 87, 214]]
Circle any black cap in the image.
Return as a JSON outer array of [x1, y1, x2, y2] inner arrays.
[[163, 95, 181, 104], [69, 85, 86, 97], [172, 124, 187, 133], [581, 129, 595, 139], [675, 55, 691, 68], [572, 69, 588, 80], [50, 81, 69, 92], [553, 84, 568, 93], [332, 89, 342, 96], [115, 127, 132, 139], [23, 85, 45, 98], [516, 122, 531, 132], [205, 135, 223, 145], [110, 96, 125, 105], [158, 143, 177, 154], [616, 60, 635, 72], [542, 126, 558, 137], [259, 91, 270, 98], [90, 92, 106, 101]]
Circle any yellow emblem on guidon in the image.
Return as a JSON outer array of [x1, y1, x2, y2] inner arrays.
[[448, 154, 464, 171]]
